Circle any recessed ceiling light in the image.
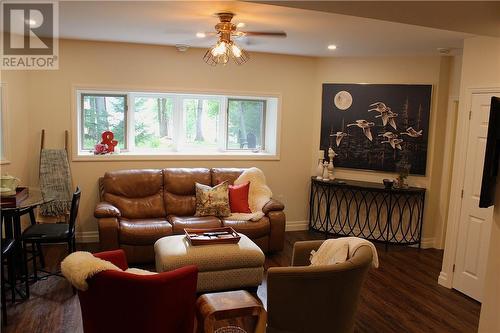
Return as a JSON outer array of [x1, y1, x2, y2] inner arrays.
[[327, 44, 337, 50], [27, 19, 37, 26], [196, 32, 206, 38], [236, 22, 246, 28]]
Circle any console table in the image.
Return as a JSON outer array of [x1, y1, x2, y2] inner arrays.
[[309, 177, 426, 248]]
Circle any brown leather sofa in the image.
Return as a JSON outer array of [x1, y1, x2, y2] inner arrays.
[[95, 168, 286, 263]]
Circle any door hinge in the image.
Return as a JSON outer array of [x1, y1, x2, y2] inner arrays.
[[461, 189, 464, 198], [469, 110, 472, 120], [453, 264, 456, 272]]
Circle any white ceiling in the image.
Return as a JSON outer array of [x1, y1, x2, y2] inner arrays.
[[58, 1, 472, 57]]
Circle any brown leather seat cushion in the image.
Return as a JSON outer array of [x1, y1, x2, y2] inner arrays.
[[168, 215, 222, 234], [119, 218, 173, 245], [222, 217, 270, 239]]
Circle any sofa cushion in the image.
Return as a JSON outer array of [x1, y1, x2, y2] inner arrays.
[[164, 168, 211, 195], [164, 168, 211, 216], [119, 218, 173, 245], [222, 217, 270, 239], [104, 169, 164, 198], [168, 215, 222, 234], [103, 169, 166, 219], [194, 182, 231, 217], [211, 168, 244, 186], [229, 182, 251, 213]]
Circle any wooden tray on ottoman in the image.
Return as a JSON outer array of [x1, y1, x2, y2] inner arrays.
[[185, 227, 241, 246]]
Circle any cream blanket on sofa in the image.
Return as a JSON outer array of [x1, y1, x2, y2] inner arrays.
[[229, 167, 272, 221]]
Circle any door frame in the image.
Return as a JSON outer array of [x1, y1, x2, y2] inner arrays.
[[439, 87, 500, 289]]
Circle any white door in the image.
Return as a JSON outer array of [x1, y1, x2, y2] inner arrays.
[[453, 93, 496, 301]]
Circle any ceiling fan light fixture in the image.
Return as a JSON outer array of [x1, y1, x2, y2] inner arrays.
[[211, 41, 227, 56], [231, 43, 242, 57]]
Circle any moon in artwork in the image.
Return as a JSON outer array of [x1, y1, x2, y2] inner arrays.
[[334, 91, 353, 110]]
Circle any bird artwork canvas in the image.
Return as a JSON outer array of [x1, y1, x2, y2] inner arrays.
[[320, 83, 432, 175]]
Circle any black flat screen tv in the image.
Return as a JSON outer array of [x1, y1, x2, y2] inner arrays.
[[479, 96, 500, 208]]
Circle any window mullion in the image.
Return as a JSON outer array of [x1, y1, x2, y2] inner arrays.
[[219, 97, 228, 152], [173, 95, 183, 152], [127, 93, 135, 152]]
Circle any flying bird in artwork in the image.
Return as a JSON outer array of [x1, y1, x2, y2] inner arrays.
[[386, 111, 398, 130], [368, 102, 389, 114], [347, 120, 375, 141], [401, 126, 423, 138], [382, 137, 404, 150], [331, 131, 348, 146], [378, 131, 398, 139]]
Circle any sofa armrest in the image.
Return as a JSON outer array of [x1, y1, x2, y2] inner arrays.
[[97, 217, 120, 251], [267, 210, 286, 253], [94, 202, 121, 218], [291, 240, 325, 266], [262, 199, 285, 214]]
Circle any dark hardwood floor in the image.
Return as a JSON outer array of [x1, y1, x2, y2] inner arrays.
[[3, 231, 480, 333]]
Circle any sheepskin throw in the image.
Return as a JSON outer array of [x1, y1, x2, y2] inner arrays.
[[194, 181, 231, 217], [61, 251, 120, 291], [310, 237, 379, 268], [310, 241, 349, 266], [39, 149, 73, 216], [61, 251, 158, 291], [229, 167, 272, 221]]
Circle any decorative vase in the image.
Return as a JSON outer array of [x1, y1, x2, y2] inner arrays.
[[322, 161, 330, 180], [327, 147, 338, 180], [316, 159, 324, 179]]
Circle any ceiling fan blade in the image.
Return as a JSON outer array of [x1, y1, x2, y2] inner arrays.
[[240, 31, 287, 38]]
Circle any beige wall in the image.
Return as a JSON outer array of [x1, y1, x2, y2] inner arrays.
[[1, 39, 458, 246], [312, 55, 456, 245]]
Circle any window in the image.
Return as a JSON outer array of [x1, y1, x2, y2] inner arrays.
[[76, 89, 279, 159], [81, 94, 127, 150], [227, 99, 265, 150]]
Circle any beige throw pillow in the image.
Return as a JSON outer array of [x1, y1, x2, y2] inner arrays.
[[195, 181, 231, 217]]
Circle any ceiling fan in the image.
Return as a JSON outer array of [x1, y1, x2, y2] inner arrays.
[[202, 12, 287, 66]]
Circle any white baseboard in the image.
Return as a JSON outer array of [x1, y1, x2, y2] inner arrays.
[[438, 271, 452, 288], [76, 231, 99, 243], [420, 237, 436, 249], [285, 220, 309, 232]]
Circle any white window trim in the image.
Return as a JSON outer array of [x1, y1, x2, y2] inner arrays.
[[0, 83, 11, 165], [72, 86, 281, 162]]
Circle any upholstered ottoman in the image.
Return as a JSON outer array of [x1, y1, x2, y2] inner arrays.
[[154, 234, 265, 292]]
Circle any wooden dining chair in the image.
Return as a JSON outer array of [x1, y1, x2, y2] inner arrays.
[[21, 187, 81, 281]]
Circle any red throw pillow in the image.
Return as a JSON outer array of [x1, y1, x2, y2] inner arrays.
[[228, 182, 252, 213]]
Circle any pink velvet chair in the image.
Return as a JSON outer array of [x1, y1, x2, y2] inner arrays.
[[77, 249, 198, 333]]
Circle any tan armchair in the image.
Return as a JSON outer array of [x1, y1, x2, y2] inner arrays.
[[266, 240, 373, 333]]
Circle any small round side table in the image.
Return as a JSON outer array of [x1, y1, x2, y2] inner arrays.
[[196, 290, 266, 333]]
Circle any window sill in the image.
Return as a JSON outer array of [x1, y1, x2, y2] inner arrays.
[[0, 159, 11, 165], [72, 151, 279, 162]]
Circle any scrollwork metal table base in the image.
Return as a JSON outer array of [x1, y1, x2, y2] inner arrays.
[[309, 178, 426, 248]]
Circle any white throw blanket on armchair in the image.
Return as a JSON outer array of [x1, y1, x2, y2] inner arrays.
[[228, 167, 272, 221]]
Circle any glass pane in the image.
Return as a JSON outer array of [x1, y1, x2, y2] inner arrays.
[[134, 96, 174, 149], [82, 95, 126, 150], [183, 98, 220, 150], [227, 100, 264, 150]]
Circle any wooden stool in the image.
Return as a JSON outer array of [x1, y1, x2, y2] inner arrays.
[[196, 290, 266, 333]]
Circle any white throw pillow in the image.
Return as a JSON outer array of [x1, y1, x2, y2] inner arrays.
[[309, 240, 349, 266]]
